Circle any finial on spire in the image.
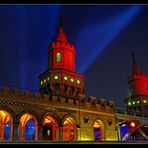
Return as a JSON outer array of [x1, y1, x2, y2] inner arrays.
[[59, 16, 64, 27], [132, 52, 136, 64], [56, 16, 67, 42], [131, 52, 141, 75]]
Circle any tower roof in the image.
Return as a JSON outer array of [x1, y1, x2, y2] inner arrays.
[[132, 52, 141, 75], [56, 16, 68, 42]]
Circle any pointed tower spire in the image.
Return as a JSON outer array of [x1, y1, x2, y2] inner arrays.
[[56, 16, 67, 42], [59, 16, 64, 27], [132, 52, 141, 75]]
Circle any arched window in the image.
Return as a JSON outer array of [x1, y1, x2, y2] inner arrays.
[[56, 52, 61, 62], [93, 120, 104, 141]]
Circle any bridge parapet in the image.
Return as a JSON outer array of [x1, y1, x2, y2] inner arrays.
[[0, 86, 115, 113]]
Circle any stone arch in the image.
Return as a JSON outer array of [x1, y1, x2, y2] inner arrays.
[[61, 114, 77, 141], [61, 113, 79, 127], [0, 109, 13, 140], [41, 112, 60, 140], [18, 111, 39, 140], [41, 111, 60, 126], [18, 109, 40, 124], [0, 106, 16, 122], [93, 118, 105, 141]]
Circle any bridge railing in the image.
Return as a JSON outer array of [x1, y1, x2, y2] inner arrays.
[[115, 107, 148, 117], [115, 107, 148, 124]]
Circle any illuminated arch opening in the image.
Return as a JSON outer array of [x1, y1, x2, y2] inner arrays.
[[0, 110, 13, 140], [93, 120, 104, 141], [56, 52, 61, 62], [18, 113, 38, 140], [63, 117, 77, 141], [42, 115, 59, 140], [120, 124, 131, 140], [24, 119, 35, 140]]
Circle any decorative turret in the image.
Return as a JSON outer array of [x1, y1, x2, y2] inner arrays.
[[39, 17, 85, 99], [125, 53, 148, 117], [127, 52, 148, 96]]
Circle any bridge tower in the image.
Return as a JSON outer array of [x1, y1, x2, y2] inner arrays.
[[125, 52, 148, 116], [39, 17, 85, 100]]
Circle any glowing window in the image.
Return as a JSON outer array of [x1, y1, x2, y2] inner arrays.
[[54, 75, 59, 80], [25, 119, 35, 140], [143, 100, 147, 103], [71, 78, 74, 83], [128, 102, 131, 106], [41, 81, 43, 85], [47, 77, 50, 81], [133, 101, 135, 105], [64, 76, 68, 81], [137, 100, 140, 104], [77, 80, 80, 84], [4, 121, 11, 140], [56, 52, 61, 62], [44, 79, 46, 83]]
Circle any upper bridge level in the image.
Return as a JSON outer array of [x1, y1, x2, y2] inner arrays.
[[115, 107, 148, 141]]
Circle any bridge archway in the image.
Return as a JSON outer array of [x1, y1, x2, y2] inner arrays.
[[62, 117, 77, 141], [93, 119, 104, 141], [42, 115, 59, 140], [0, 110, 13, 140], [18, 113, 38, 140]]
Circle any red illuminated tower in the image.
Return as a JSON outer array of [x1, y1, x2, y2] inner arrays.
[[39, 17, 85, 99], [125, 53, 148, 116]]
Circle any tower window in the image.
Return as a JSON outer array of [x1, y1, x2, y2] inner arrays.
[[47, 77, 50, 81], [54, 75, 59, 80], [56, 52, 61, 62], [44, 79, 46, 83], [64, 76, 68, 81], [71, 78, 74, 83], [77, 80, 81, 84]]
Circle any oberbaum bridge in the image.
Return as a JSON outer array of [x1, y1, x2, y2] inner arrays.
[[0, 18, 148, 143]]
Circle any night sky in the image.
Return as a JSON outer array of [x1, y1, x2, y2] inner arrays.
[[0, 4, 148, 109]]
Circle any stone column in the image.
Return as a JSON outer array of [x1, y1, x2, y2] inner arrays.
[[19, 126, 25, 141], [12, 122, 19, 142], [59, 126, 63, 141], [35, 125, 38, 140], [77, 127, 81, 141], [38, 125, 43, 141], [0, 124, 5, 140]]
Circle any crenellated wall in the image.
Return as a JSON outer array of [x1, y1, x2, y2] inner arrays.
[[0, 86, 115, 114], [0, 86, 118, 141]]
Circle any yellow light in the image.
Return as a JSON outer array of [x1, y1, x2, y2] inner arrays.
[[130, 122, 135, 127], [45, 120, 51, 123], [64, 76, 68, 81], [143, 100, 147, 103], [71, 78, 74, 82], [54, 75, 59, 80], [128, 102, 131, 106], [93, 121, 101, 128], [77, 80, 80, 84]]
